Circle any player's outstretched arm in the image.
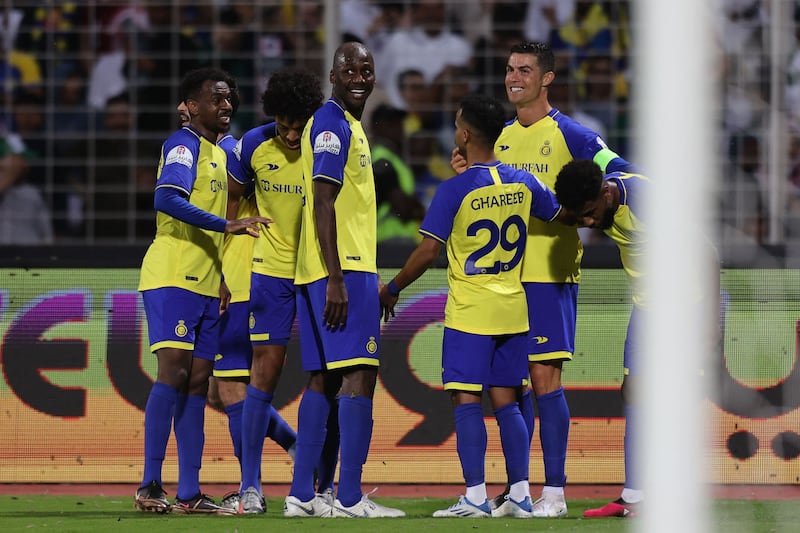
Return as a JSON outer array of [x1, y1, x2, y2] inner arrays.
[[379, 237, 442, 321], [225, 216, 272, 236]]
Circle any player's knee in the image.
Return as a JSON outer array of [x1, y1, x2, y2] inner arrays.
[[207, 377, 223, 409], [339, 366, 378, 398], [529, 361, 563, 395], [216, 378, 247, 406], [488, 386, 518, 410]]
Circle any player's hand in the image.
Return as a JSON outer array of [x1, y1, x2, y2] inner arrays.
[[450, 147, 468, 175], [219, 280, 231, 314], [225, 216, 272, 237], [378, 283, 397, 322], [323, 274, 348, 329]]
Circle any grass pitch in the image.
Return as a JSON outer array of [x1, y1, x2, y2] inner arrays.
[[0, 495, 795, 532]]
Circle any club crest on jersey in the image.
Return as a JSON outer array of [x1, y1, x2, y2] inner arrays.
[[365, 336, 378, 354], [165, 145, 194, 168], [249, 312, 256, 329], [233, 140, 243, 160], [313, 131, 341, 155], [174, 320, 188, 337], [540, 141, 552, 156]]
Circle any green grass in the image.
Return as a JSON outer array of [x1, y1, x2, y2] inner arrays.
[[0, 496, 796, 533]]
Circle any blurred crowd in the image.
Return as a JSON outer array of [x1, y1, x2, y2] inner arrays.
[[0, 0, 795, 247]]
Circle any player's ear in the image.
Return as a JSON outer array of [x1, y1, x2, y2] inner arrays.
[[542, 70, 555, 88], [185, 98, 199, 117]]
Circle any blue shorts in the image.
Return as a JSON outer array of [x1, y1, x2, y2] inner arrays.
[[214, 301, 252, 377], [442, 328, 529, 392], [249, 273, 296, 346], [524, 282, 578, 362], [141, 287, 220, 361], [296, 271, 380, 372], [623, 305, 642, 376]]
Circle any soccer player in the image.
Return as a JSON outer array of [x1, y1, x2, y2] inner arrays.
[[553, 159, 647, 517], [286, 41, 404, 519], [178, 89, 297, 513], [452, 41, 634, 517], [188, 75, 302, 513], [380, 93, 565, 518], [225, 67, 328, 515], [135, 67, 270, 515]]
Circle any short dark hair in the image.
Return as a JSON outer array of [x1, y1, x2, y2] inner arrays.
[[554, 160, 605, 211], [179, 67, 232, 103], [262, 67, 324, 123], [459, 93, 506, 147], [510, 41, 555, 73]]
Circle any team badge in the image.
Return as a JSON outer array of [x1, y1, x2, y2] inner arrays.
[[540, 141, 552, 157], [249, 312, 256, 329], [365, 336, 378, 354], [174, 320, 188, 337]]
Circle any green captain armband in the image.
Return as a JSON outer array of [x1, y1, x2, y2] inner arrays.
[[593, 147, 620, 173]]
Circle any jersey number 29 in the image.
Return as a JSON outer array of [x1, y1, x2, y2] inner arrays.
[[464, 215, 527, 275]]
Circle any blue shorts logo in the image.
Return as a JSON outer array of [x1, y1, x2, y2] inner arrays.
[[174, 320, 188, 338], [366, 336, 378, 354]]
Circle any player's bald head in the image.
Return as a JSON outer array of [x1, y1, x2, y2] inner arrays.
[[333, 41, 372, 68]]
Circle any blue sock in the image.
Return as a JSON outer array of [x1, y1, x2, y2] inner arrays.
[[224, 401, 244, 474], [289, 389, 330, 502], [174, 394, 206, 500], [316, 401, 340, 493], [624, 404, 639, 490], [454, 403, 487, 488], [241, 385, 273, 492], [537, 387, 569, 487], [495, 402, 529, 485], [519, 389, 535, 444], [142, 382, 177, 487], [336, 395, 373, 507], [266, 405, 297, 452]]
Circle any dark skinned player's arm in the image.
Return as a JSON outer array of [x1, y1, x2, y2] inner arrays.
[[314, 179, 347, 327]]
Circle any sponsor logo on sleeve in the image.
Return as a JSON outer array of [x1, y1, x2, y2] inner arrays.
[[313, 131, 341, 155], [165, 145, 194, 168]]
